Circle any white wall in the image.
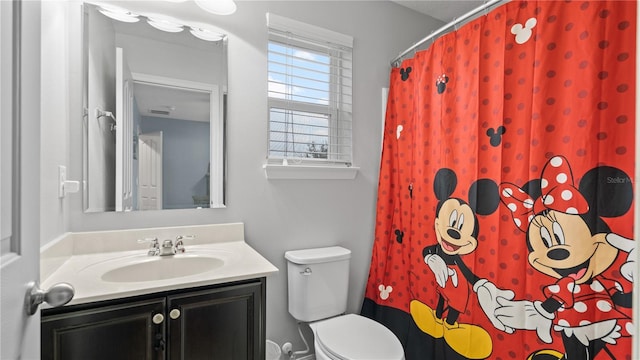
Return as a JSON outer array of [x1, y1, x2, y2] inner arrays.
[[40, 0, 444, 352], [40, 1, 71, 245]]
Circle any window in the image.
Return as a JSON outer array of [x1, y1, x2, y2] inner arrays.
[[267, 14, 353, 168]]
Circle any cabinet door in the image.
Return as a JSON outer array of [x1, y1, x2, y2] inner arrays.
[[167, 280, 265, 360], [41, 298, 166, 360]]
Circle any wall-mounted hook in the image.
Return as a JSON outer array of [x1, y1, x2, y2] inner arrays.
[[96, 107, 117, 131]]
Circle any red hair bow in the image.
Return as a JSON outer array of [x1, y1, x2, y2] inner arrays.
[[499, 156, 589, 232]]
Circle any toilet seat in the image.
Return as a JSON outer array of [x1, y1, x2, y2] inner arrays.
[[312, 314, 404, 360]]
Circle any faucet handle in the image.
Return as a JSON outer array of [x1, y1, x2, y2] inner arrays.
[[174, 235, 193, 253], [138, 237, 159, 246], [138, 237, 159, 256]]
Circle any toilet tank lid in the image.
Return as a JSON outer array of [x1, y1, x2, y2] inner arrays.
[[285, 246, 351, 264]]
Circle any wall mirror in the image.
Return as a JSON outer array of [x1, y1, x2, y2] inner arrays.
[[82, 2, 227, 212]]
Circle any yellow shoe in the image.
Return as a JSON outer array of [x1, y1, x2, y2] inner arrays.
[[526, 349, 564, 360], [409, 300, 444, 338], [442, 321, 492, 359]]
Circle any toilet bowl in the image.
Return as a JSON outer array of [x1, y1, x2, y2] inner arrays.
[[310, 314, 404, 360], [285, 247, 404, 360]]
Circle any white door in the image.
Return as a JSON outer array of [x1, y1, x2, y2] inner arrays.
[[138, 132, 163, 210], [115, 47, 134, 211], [1, 1, 42, 358]]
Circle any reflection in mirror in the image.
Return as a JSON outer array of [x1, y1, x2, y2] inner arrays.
[[82, 2, 226, 212]]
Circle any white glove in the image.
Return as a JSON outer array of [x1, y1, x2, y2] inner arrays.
[[559, 319, 618, 346], [425, 254, 449, 288], [601, 323, 622, 345], [448, 267, 459, 287], [606, 233, 635, 282], [473, 279, 515, 333], [495, 299, 553, 343]]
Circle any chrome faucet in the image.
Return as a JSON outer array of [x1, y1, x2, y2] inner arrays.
[[138, 237, 160, 256], [160, 239, 176, 256], [139, 235, 193, 256]]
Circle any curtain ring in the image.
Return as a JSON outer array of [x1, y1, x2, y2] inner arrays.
[[483, 0, 490, 16], [453, 17, 459, 31]]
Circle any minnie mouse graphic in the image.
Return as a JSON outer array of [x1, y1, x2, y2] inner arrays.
[[487, 155, 634, 360]]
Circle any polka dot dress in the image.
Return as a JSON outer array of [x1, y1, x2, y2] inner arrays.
[[364, 1, 635, 359]]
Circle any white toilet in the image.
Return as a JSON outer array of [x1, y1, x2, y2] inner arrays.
[[285, 246, 404, 360]]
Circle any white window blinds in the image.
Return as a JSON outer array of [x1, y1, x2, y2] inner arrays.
[[267, 13, 353, 166]]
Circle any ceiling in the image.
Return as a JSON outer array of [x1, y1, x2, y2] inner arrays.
[[390, 1, 486, 22]]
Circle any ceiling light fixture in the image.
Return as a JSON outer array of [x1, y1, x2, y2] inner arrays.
[[189, 26, 225, 42], [97, 4, 140, 23], [193, 0, 237, 16], [146, 15, 184, 33], [95, 5, 226, 42]]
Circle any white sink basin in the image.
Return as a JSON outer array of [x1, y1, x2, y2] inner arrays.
[[101, 255, 225, 282], [78, 251, 232, 283]]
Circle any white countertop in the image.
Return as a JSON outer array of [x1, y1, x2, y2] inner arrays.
[[41, 223, 279, 307]]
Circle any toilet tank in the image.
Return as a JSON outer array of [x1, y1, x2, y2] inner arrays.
[[285, 246, 351, 322]]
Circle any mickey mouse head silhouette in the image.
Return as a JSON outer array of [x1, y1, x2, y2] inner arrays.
[[378, 284, 393, 300], [394, 229, 404, 244], [436, 74, 449, 94], [511, 17, 537, 44], [486, 126, 506, 147], [396, 124, 404, 139], [400, 67, 412, 81]]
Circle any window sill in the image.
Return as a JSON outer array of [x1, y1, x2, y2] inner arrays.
[[263, 164, 359, 180]]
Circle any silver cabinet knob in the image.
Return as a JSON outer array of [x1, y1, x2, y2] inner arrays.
[[152, 313, 164, 324], [26, 281, 74, 315], [169, 309, 181, 319]]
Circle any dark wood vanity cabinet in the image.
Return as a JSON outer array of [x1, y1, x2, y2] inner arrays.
[[41, 298, 166, 360], [41, 278, 265, 360]]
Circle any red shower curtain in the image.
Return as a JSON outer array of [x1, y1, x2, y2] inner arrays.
[[363, 1, 636, 359]]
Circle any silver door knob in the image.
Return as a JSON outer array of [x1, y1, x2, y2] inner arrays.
[[26, 281, 74, 315]]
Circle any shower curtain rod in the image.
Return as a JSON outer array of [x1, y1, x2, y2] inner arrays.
[[391, 0, 505, 67]]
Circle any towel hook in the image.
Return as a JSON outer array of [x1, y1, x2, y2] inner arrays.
[[95, 107, 117, 131]]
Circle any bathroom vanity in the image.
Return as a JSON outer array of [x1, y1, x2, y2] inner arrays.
[[42, 278, 264, 360], [39, 223, 277, 360]]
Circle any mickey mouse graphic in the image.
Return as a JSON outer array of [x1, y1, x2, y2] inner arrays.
[[410, 168, 510, 359], [489, 155, 634, 360]]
